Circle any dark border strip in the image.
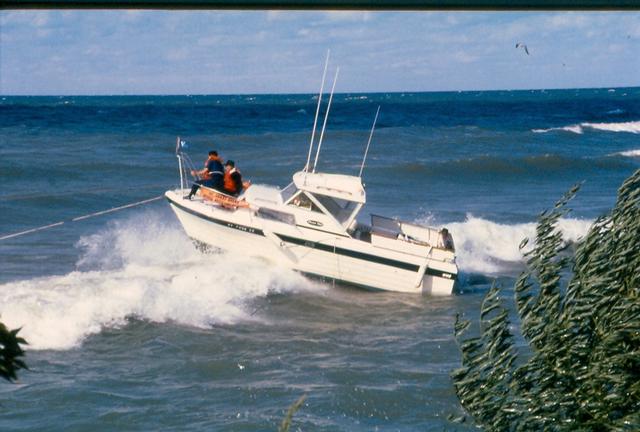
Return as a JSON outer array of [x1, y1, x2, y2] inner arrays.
[[275, 233, 421, 272], [4, 1, 638, 10], [167, 197, 265, 236]]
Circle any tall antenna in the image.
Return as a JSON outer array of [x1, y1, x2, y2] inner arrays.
[[305, 50, 330, 172], [312, 66, 339, 173], [359, 105, 381, 178]]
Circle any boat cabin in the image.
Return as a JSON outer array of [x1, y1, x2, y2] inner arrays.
[[242, 170, 451, 255], [274, 171, 365, 235]]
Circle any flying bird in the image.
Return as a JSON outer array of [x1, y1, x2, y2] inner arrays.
[[516, 42, 530, 55]]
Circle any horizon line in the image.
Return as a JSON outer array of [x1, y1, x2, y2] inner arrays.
[[2, 84, 639, 98]]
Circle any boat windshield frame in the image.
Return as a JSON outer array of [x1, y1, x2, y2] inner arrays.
[[282, 178, 364, 233], [287, 190, 324, 213], [283, 186, 363, 233], [281, 182, 298, 204], [310, 193, 362, 226]]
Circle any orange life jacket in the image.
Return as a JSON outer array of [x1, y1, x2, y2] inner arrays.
[[223, 168, 239, 193]]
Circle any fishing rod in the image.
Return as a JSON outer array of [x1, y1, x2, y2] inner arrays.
[[305, 50, 330, 173], [0, 195, 165, 241], [359, 105, 381, 178], [312, 66, 339, 173]]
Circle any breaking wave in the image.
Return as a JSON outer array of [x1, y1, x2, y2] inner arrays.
[[532, 120, 640, 135], [434, 214, 593, 274], [0, 212, 319, 350], [615, 149, 640, 158], [0, 211, 597, 350]]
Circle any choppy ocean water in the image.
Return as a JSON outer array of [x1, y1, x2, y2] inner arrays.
[[0, 88, 639, 430]]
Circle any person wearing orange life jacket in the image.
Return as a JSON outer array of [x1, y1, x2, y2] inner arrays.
[[223, 160, 244, 196]]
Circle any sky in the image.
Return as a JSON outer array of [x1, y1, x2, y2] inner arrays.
[[0, 10, 638, 95]]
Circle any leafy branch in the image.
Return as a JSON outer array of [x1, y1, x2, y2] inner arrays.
[[452, 169, 640, 430], [0, 322, 28, 382]]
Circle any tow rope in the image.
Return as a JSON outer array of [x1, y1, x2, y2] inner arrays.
[[0, 195, 164, 241]]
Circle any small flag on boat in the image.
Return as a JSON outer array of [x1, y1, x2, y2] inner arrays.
[[175, 136, 188, 154]]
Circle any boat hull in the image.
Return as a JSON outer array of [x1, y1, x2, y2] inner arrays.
[[166, 191, 457, 295]]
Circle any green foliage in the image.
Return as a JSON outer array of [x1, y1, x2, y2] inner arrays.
[[0, 322, 28, 382], [278, 394, 306, 432], [452, 169, 640, 431]]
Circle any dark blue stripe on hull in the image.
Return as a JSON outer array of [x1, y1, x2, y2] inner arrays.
[[275, 233, 420, 272], [166, 196, 265, 236], [277, 233, 457, 280]]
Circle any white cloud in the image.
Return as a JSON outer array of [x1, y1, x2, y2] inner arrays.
[[122, 11, 143, 23], [197, 35, 223, 47], [83, 45, 102, 56], [484, 18, 534, 42], [453, 50, 478, 64], [36, 28, 52, 38], [546, 13, 591, 30], [608, 43, 624, 53], [323, 11, 372, 22], [1, 11, 48, 27], [31, 11, 50, 27], [165, 48, 189, 62]]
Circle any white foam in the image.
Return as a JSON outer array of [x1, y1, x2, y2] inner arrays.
[[532, 125, 584, 134], [582, 121, 640, 134], [532, 120, 640, 135], [435, 214, 593, 274], [606, 108, 625, 115], [617, 149, 640, 157], [0, 212, 319, 351]]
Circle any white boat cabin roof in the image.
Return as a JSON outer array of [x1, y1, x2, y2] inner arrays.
[[292, 171, 366, 204]]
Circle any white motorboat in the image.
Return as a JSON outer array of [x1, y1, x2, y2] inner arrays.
[[165, 61, 458, 294], [165, 163, 458, 295]]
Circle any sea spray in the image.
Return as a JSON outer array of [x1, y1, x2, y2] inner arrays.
[[618, 149, 640, 158], [582, 120, 640, 133], [0, 212, 319, 350], [419, 214, 593, 274], [532, 120, 640, 134]]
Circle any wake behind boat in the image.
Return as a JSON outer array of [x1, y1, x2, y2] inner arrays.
[[165, 61, 458, 295]]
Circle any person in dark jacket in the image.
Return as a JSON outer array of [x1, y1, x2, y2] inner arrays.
[[186, 150, 225, 199], [439, 228, 455, 251], [223, 160, 244, 196]]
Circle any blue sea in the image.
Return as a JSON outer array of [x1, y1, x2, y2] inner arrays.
[[1, 88, 639, 431]]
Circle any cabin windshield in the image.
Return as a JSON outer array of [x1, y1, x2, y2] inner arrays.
[[281, 182, 297, 204], [288, 191, 323, 213], [312, 193, 360, 224]]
